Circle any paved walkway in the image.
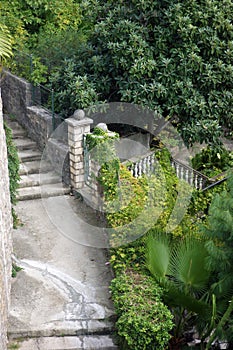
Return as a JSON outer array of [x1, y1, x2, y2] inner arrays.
[[6, 119, 117, 350], [8, 197, 117, 349]]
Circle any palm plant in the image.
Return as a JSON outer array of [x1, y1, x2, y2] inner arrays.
[[0, 25, 12, 63], [146, 232, 213, 348], [203, 174, 233, 347]]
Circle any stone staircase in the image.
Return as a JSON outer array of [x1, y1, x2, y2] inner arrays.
[[8, 336, 118, 350], [5, 117, 118, 350], [5, 118, 70, 200]]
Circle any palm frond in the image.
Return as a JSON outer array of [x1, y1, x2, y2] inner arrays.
[[164, 283, 211, 316], [0, 29, 12, 61], [146, 232, 171, 279], [170, 238, 210, 294]]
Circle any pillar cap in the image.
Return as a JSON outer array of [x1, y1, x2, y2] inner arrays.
[[65, 117, 93, 127]]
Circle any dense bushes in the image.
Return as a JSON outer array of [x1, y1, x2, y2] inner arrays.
[[110, 271, 174, 350], [99, 143, 233, 348], [192, 146, 233, 177], [2, 0, 233, 147]]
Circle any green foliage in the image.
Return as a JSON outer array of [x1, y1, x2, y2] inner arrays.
[[85, 126, 119, 163], [49, 63, 99, 116], [4, 122, 20, 227], [0, 25, 13, 63], [33, 28, 88, 72], [11, 263, 22, 278], [192, 146, 233, 177], [203, 174, 233, 343], [99, 147, 186, 247], [188, 180, 228, 221], [109, 242, 145, 276], [47, 0, 232, 145], [204, 175, 233, 294], [0, 0, 82, 40], [110, 270, 174, 350], [146, 232, 211, 340], [2, 0, 233, 145]]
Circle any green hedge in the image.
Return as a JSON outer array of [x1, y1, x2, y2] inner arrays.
[[110, 270, 174, 350]]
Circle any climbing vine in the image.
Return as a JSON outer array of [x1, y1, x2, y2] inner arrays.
[[4, 121, 20, 227]]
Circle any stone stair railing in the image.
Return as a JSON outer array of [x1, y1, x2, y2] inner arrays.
[[123, 151, 210, 190], [171, 158, 209, 190], [122, 151, 156, 178]]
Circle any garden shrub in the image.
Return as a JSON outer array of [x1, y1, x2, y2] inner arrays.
[[49, 65, 100, 117], [110, 270, 174, 350], [99, 147, 193, 247], [191, 146, 233, 177]]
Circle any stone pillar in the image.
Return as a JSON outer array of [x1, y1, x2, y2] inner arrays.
[[0, 89, 13, 350], [65, 110, 93, 190]]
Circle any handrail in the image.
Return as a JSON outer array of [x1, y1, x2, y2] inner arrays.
[[202, 176, 228, 191], [171, 158, 209, 181]]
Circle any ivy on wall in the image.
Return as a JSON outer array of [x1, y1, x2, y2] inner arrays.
[[4, 121, 20, 227]]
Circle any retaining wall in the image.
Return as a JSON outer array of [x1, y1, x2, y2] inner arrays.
[[1, 71, 70, 184], [0, 90, 13, 350]]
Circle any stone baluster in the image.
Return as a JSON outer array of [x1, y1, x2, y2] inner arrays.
[[180, 164, 184, 180], [199, 176, 203, 190], [194, 174, 198, 189], [142, 157, 147, 174], [134, 163, 138, 178], [185, 168, 189, 184], [176, 163, 180, 179], [138, 160, 142, 177]]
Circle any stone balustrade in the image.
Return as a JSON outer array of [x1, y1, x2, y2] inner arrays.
[[123, 151, 156, 178], [171, 158, 209, 190]]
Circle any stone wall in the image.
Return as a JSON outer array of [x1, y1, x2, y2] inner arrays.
[[1, 71, 54, 150], [26, 106, 53, 150], [0, 90, 13, 350], [1, 71, 71, 184], [1, 70, 32, 122], [47, 138, 70, 185]]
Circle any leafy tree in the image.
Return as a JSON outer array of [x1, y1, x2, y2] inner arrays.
[[48, 0, 233, 146], [2, 0, 233, 145]]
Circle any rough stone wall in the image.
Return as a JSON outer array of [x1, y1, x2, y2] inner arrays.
[[1, 71, 71, 183], [26, 106, 53, 150], [1, 70, 32, 123], [0, 89, 13, 350], [1, 71, 53, 150], [47, 138, 70, 185]]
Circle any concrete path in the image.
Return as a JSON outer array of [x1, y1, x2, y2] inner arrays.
[[8, 197, 117, 349], [5, 119, 117, 349]]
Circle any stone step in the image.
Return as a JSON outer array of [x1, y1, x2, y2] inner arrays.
[[18, 150, 42, 162], [19, 172, 60, 188], [3, 118, 27, 138], [8, 335, 118, 350], [13, 138, 38, 151], [17, 183, 70, 201], [12, 127, 27, 139], [19, 160, 53, 176]]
